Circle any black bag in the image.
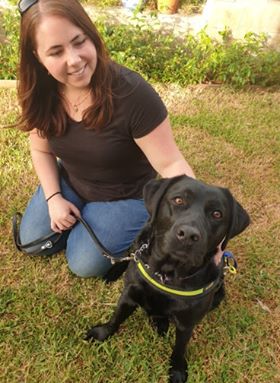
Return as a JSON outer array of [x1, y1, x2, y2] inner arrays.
[[12, 212, 64, 255]]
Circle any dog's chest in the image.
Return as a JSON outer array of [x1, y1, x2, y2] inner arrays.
[[126, 262, 215, 322], [135, 281, 211, 319]]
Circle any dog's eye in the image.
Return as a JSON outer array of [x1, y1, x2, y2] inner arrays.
[[212, 210, 223, 219], [173, 197, 184, 205]]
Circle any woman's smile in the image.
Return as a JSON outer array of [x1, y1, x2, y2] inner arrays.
[[68, 64, 87, 76]]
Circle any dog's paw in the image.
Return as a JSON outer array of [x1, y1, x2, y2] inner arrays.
[[84, 324, 112, 342], [169, 367, 188, 383]]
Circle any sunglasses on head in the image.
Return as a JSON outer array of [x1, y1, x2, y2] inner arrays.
[[18, 0, 39, 15]]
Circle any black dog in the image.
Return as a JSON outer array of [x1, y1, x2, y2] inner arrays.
[[85, 175, 250, 383]]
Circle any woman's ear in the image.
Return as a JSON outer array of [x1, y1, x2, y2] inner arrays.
[[33, 50, 41, 63]]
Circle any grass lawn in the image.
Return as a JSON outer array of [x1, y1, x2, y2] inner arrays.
[[0, 84, 279, 383]]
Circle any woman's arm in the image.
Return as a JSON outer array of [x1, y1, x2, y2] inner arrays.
[[134, 117, 196, 179], [29, 130, 80, 232], [29, 130, 61, 199], [135, 119, 225, 261]]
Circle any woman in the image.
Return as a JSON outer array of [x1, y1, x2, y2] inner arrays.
[[16, 0, 196, 278]]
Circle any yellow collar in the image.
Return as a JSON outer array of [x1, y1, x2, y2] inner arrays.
[[137, 261, 220, 298]]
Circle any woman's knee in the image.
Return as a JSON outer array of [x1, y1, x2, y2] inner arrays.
[[66, 247, 111, 278], [17, 174, 84, 256], [18, 194, 55, 255], [65, 199, 148, 278], [18, 227, 69, 256]]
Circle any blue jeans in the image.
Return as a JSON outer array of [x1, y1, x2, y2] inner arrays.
[[19, 176, 149, 278]]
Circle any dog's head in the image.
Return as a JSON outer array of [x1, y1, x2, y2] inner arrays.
[[142, 175, 250, 270]]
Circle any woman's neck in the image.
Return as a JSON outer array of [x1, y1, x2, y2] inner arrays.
[[60, 86, 93, 121]]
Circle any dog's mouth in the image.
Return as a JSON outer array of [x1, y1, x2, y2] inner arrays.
[[173, 248, 206, 266], [149, 246, 212, 282], [158, 241, 207, 270]]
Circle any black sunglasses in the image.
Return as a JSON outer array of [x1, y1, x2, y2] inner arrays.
[[18, 0, 39, 15]]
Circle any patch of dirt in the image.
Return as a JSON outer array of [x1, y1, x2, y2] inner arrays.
[[154, 83, 280, 115]]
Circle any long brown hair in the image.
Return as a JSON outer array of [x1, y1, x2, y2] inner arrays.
[[17, 0, 115, 138]]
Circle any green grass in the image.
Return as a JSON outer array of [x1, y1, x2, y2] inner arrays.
[[0, 85, 279, 383]]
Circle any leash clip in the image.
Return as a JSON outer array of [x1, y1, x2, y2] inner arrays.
[[131, 243, 149, 263], [223, 251, 238, 275]]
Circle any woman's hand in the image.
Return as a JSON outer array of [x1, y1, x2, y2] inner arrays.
[[47, 194, 81, 233], [214, 241, 224, 266]]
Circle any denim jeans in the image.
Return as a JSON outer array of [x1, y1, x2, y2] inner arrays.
[[19, 176, 149, 277]]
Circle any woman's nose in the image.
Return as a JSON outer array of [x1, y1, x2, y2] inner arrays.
[[66, 48, 81, 66]]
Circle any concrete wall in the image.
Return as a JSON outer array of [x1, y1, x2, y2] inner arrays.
[[202, 0, 280, 45]]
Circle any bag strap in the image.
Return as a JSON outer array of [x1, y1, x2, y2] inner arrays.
[[12, 213, 128, 263], [12, 212, 63, 252]]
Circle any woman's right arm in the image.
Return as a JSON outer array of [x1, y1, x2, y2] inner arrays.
[[29, 130, 80, 232]]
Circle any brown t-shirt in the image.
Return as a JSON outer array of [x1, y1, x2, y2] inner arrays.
[[49, 66, 168, 201]]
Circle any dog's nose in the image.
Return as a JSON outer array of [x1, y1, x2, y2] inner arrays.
[[175, 225, 201, 244]]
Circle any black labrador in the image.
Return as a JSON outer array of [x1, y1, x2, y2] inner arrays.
[[85, 175, 250, 383]]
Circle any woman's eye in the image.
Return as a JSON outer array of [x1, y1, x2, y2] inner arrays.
[[212, 210, 223, 219], [75, 38, 86, 46], [173, 197, 184, 205], [49, 50, 62, 57]]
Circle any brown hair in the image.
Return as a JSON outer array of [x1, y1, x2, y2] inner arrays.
[[17, 0, 116, 138]]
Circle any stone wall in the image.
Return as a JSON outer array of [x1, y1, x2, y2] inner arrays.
[[202, 0, 280, 46]]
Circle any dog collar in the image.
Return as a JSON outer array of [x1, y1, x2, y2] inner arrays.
[[136, 260, 222, 298]]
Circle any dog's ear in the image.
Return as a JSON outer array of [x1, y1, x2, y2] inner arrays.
[[143, 175, 185, 221], [222, 189, 251, 250], [137, 176, 185, 246]]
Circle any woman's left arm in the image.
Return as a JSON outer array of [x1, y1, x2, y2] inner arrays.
[[135, 117, 224, 260], [134, 117, 196, 179]]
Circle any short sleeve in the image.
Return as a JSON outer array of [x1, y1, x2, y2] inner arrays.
[[126, 72, 168, 139]]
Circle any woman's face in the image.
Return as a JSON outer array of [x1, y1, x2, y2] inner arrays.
[[35, 15, 97, 92]]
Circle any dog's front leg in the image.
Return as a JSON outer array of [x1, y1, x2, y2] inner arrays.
[[169, 325, 194, 383], [85, 287, 137, 342]]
